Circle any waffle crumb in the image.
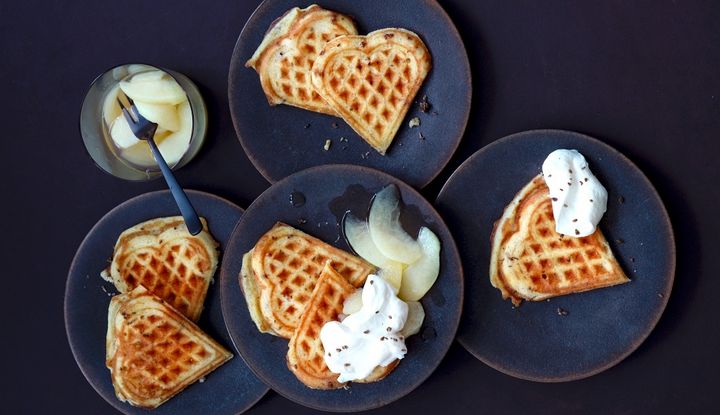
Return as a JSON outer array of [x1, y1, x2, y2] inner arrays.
[[557, 307, 569, 316], [418, 94, 431, 113], [408, 117, 421, 128], [323, 139, 332, 151]]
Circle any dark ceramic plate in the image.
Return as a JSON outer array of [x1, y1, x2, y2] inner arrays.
[[435, 130, 675, 382], [220, 164, 463, 411], [228, 0, 471, 189], [64, 190, 268, 414]]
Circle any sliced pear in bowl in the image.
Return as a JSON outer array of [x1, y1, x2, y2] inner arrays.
[[400, 301, 425, 337], [368, 184, 422, 264], [109, 114, 140, 149], [398, 227, 441, 302], [344, 213, 393, 268], [134, 101, 181, 132], [119, 71, 186, 105], [129, 70, 166, 82], [157, 101, 193, 166]]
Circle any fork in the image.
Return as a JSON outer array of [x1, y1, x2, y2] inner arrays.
[[117, 95, 203, 236]]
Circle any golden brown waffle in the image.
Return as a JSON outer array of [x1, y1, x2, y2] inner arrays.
[[106, 217, 219, 322], [286, 264, 354, 389], [247, 222, 375, 339], [106, 286, 232, 409], [490, 175, 629, 306], [311, 28, 432, 154], [246, 4, 357, 115]]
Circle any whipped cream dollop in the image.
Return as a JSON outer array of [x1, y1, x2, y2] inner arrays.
[[542, 149, 608, 237], [320, 275, 408, 383]]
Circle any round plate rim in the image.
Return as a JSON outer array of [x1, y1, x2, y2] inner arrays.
[[437, 128, 676, 382], [227, 0, 472, 189], [64, 189, 269, 414], [220, 163, 464, 411]]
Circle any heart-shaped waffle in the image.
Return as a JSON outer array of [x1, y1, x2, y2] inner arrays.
[[106, 286, 232, 408], [106, 217, 219, 322], [490, 175, 629, 306], [246, 5, 357, 115], [243, 222, 375, 339], [311, 28, 432, 154], [286, 264, 354, 389]]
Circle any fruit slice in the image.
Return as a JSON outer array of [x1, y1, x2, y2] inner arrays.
[[103, 85, 122, 127], [120, 142, 154, 167], [134, 101, 181, 132], [368, 185, 422, 264], [157, 101, 193, 166], [129, 70, 166, 82], [343, 289, 363, 315], [109, 114, 140, 149], [377, 260, 403, 294], [398, 227, 441, 301], [344, 213, 393, 267], [400, 301, 425, 337], [120, 71, 186, 105]]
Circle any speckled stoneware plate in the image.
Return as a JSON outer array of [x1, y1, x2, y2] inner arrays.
[[220, 164, 463, 411], [228, 0, 471, 189], [64, 190, 268, 414], [435, 130, 675, 382]]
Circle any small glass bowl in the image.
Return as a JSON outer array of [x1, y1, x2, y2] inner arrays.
[[79, 63, 207, 181]]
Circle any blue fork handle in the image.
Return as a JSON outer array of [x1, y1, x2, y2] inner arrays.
[[146, 138, 203, 236]]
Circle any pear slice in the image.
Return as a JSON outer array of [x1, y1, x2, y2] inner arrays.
[[400, 301, 425, 337], [157, 101, 192, 166], [120, 141, 154, 167], [343, 289, 363, 315], [134, 101, 181, 132], [129, 70, 166, 82], [398, 227, 441, 301], [344, 213, 393, 267], [109, 114, 140, 149], [377, 260, 403, 294], [103, 85, 122, 127], [368, 185, 422, 264], [119, 72, 186, 105]]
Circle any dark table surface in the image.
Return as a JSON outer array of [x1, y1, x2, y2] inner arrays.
[[2, 0, 719, 413]]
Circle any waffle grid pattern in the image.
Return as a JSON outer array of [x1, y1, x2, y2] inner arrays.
[[118, 311, 214, 395], [293, 274, 348, 378], [120, 239, 210, 321], [287, 266, 356, 388], [272, 29, 335, 110], [263, 235, 366, 328], [515, 200, 611, 287], [325, 45, 415, 140]]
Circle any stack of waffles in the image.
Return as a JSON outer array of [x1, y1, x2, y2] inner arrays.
[[241, 223, 399, 388], [247, 5, 432, 155], [103, 217, 232, 408]]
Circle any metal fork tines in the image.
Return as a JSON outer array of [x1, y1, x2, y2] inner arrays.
[[116, 96, 158, 140]]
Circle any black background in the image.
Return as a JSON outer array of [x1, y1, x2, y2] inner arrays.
[[2, 0, 719, 413]]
